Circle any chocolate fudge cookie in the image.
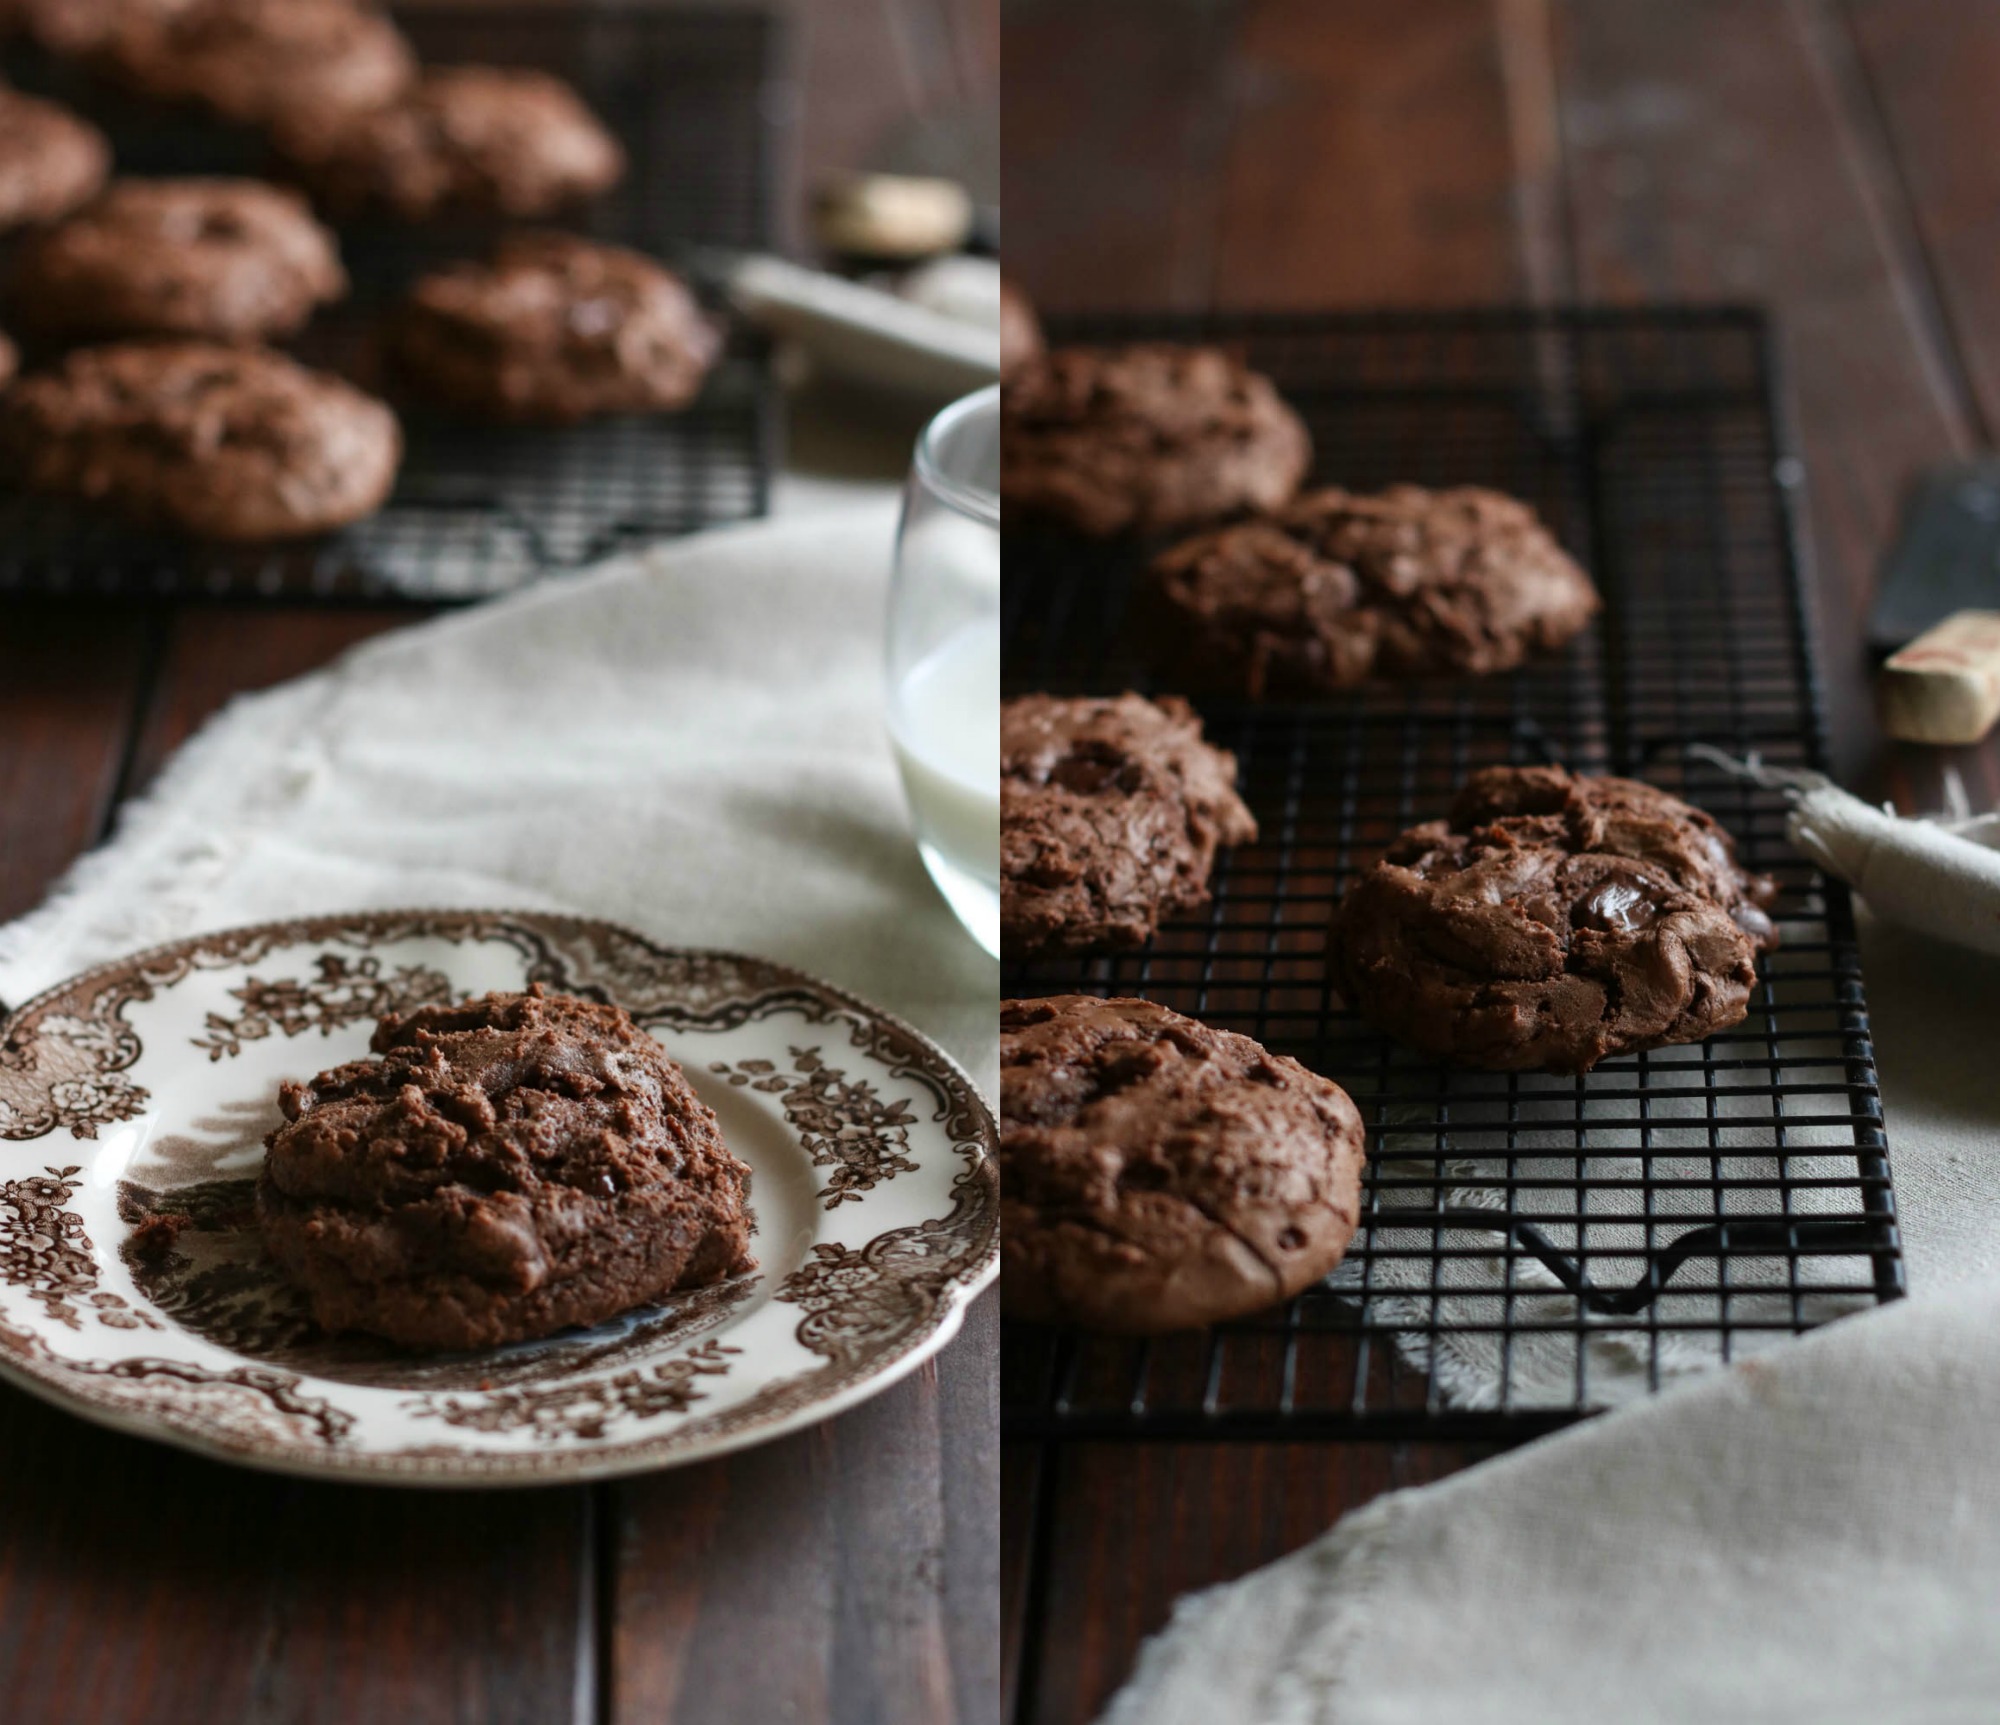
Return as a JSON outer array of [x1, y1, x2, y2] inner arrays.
[[1, 341, 401, 539], [1330, 765, 1780, 1074], [0, 88, 111, 233], [1002, 692, 1257, 956], [1150, 485, 1600, 695], [391, 233, 719, 424], [14, 0, 188, 56], [1002, 344, 1311, 537], [11, 178, 345, 342], [999, 276, 1043, 375], [103, 0, 414, 127], [273, 66, 625, 221], [259, 986, 756, 1351], [1002, 996, 1365, 1332]]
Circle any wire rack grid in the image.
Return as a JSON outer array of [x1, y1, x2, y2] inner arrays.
[[0, 3, 782, 604], [1001, 307, 1903, 1444]]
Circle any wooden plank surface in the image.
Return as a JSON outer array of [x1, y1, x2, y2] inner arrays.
[[0, 3, 999, 1722]]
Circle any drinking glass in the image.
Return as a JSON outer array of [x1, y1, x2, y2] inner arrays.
[[887, 385, 1000, 956]]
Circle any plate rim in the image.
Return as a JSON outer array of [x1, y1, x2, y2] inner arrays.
[[0, 908, 998, 1487]]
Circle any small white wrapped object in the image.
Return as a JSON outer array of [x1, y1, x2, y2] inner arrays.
[[1692, 747, 2000, 959]]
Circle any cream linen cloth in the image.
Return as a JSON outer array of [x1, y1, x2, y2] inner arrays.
[[0, 499, 998, 1097], [1107, 832, 2000, 1721]]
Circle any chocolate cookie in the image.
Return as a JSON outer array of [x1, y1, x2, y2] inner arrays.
[[0, 88, 111, 233], [999, 276, 1043, 375], [1002, 995, 1365, 1332], [391, 233, 719, 424], [1002, 692, 1256, 957], [1330, 765, 1780, 1074], [14, 0, 188, 57], [273, 66, 626, 221], [259, 986, 756, 1351], [1002, 343, 1311, 537], [2, 341, 401, 539], [1150, 485, 1601, 695], [103, 0, 414, 127], [0, 328, 16, 389], [11, 178, 346, 342]]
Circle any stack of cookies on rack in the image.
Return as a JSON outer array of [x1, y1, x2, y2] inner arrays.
[[0, 0, 719, 539], [997, 289, 1781, 1335]]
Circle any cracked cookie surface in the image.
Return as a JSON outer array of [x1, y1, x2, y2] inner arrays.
[[0, 87, 111, 233], [0, 341, 400, 539], [273, 65, 625, 221], [1002, 343, 1311, 537], [1001, 692, 1256, 957], [1001, 995, 1365, 1333], [259, 985, 756, 1352], [1148, 484, 1600, 694], [101, 0, 415, 126], [1330, 765, 1779, 1074], [391, 233, 718, 424], [11, 178, 345, 341]]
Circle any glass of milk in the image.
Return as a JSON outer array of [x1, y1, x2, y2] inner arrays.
[[888, 384, 1000, 957]]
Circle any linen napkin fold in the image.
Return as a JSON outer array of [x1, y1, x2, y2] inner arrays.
[[0, 500, 997, 1096], [1106, 1270, 2000, 1725]]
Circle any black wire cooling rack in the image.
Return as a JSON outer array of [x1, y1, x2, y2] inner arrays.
[[0, 4, 780, 604], [1002, 307, 1904, 1445]]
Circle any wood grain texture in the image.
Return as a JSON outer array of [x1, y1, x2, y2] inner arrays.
[[1551, 0, 1973, 786], [1215, 0, 1529, 305], [1015, 1442, 1493, 1725], [608, 1290, 999, 1725], [0, 607, 154, 935], [0, 1384, 589, 1725], [1002, 0, 1242, 310]]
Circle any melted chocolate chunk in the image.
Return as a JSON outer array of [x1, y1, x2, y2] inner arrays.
[[1330, 766, 1780, 1074]]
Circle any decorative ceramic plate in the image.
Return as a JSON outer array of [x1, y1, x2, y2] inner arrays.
[[0, 911, 997, 1485]]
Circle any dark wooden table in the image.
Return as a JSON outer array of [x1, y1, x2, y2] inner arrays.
[[0, 3, 999, 1722], [1003, 1, 2000, 1719]]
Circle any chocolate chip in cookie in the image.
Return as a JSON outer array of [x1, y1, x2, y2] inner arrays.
[[11, 178, 346, 342], [1002, 691, 1257, 957], [1002, 343, 1311, 537], [258, 986, 756, 1351], [273, 65, 626, 221], [1002, 995, 1366, 1333], [1, 341, 402, 540], [1330, 765, 1780, 1074], [391, 233, 719, 424], [0, 87, 112, 233], [1149, 484, 1601, 695]]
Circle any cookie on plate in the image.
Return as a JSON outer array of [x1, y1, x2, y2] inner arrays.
[[1330, 765, 1780, 1074], [0, 88, 111, 233], [1, 341, 401, 539], [391, 233, 719, 424], [273, 65, 626, 221], [1001, 343, 1311, 538], [102, 0, 414, 127], [1002, 691, 1256, 957], [259, 986, 756, 1351], [1150, 485, 1601, 696], [999, 276, 1043, 375], [1002, 995, 1365, 1332], [11, 178, 345, 342]]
